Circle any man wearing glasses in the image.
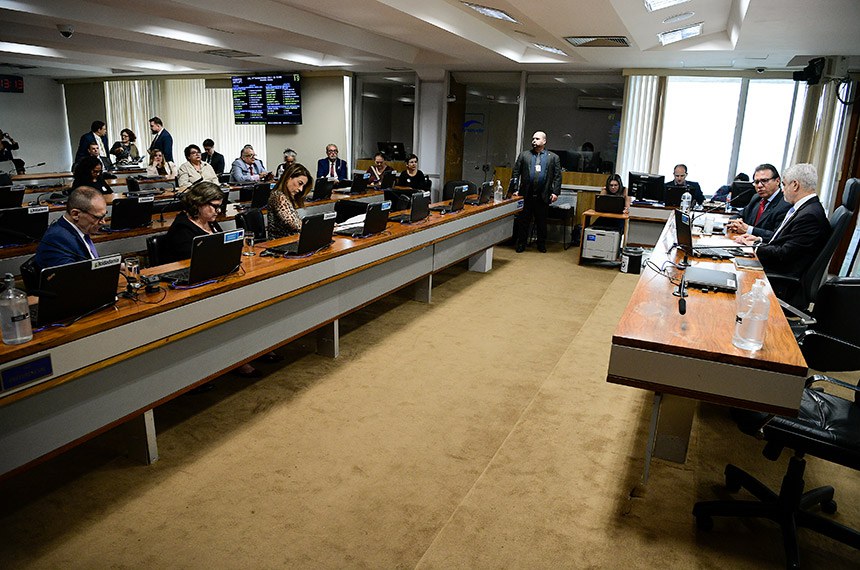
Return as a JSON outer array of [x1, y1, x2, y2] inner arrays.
[[726, 163, 791, 240], [33, 186, 106, 269], [316, 144, 349, 188], [230, 146, 269, 183]]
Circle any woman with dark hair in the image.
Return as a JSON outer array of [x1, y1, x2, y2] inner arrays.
[[72, 155, 112, 194], [110, 128, 140, 165], [366, 152, 394, 187], [601, 173, 628, 211], [146, 149, 176, 179], [177, 144, 218, 188], [267, 163, 313, 239], [163, 181, 224, 263], [396, 154, 428, 190]]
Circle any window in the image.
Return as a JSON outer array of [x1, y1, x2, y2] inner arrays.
[[736, 80, 804, 178]]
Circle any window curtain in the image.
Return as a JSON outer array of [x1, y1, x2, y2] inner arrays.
[[105, 79, 266, 168], [615, 75, 667, 182]]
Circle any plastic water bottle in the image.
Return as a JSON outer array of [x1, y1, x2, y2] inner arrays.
[[494, 180, 503, 203], [732, 278, 769, 351], [680, 191, 692, 213], [0, 273, 32, 345]]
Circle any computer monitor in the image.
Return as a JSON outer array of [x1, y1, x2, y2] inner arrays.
[[629, 172, 665, 202], [376, 142, 406, 161]]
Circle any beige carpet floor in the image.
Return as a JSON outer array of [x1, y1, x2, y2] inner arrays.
[[1, 243, 858, 569]]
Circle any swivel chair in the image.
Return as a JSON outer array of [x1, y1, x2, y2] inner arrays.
[[146, 234, 169, 267], [235, 208, 267, 242]]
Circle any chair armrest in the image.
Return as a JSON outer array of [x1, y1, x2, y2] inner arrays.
[[777, 297, 816, 326], [805, 373, 860, 393]]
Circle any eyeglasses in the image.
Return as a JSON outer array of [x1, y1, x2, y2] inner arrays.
[[753, 177, 776, 186], [206, 201, 223, 209], [326, 149, 338, 154], [82, 210, 107, 222]]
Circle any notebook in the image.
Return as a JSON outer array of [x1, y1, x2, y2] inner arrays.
[[157, 229, 244, 286], [465, 182, 493, 206], [265, 212, 337, 256], [102, 196, 154, 232], [334, 201, 391, 237], [0, 206, 49, 247], [429, 185, 468, 214], [0, 187, 25, 208], [390, 191, 431, 223], [594, 194, 626, 214], [32, 254, 121, 326], [684, 266, 738, 292]]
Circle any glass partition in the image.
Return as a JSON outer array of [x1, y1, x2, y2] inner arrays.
[[352, 73, 415, 169]]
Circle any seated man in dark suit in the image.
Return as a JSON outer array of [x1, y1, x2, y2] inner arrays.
[[734, 163, 830, 280], [316, 143, 350, 187], [33, 186, 106, 269], [665, 163, 705, 205], [202, 138, 225, 175], [726, 163, 791, 241]]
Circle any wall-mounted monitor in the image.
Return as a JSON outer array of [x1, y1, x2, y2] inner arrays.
[[377, 141, 406, 161], [628, 172, 665, 202], [232, 74, 302, 125]]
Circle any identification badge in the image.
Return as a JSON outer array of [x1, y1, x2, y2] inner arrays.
[[535, 164, 542, 173], [323, 212, 336, 220]]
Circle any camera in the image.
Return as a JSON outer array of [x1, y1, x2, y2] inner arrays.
[[57, 24, 74, 39], [755, 67, 766, 74]]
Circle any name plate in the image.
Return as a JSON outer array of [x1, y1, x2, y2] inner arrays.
[[1, 355, 53, 392]]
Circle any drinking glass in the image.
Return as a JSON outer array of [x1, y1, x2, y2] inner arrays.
[[125, 257, 140, 282], [243, 235, 255, 256]]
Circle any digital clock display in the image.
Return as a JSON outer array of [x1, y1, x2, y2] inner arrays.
[[0, 75, 24, 93]]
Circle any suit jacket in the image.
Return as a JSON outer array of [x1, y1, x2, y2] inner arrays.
[[665, 181, 705, 205], [230, 158, 266, 183], [757, 196, 830, 279], [316, 157, 349, 182], [512, 149, 562, 204], [74, 132, 111, 167], [203, 151, 225, 175], [149, 129, 174, 163], [33, 216, 94, 270], [741, 190, 792, 240]]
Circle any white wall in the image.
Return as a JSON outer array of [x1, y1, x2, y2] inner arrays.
[[0, 75, 72, 172]]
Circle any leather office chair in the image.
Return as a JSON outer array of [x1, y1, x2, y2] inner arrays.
[[442, 180, 476, 201], [772, 178, 859, 311], [235, 208, 267, 242], [146, 234, 169, 267], [794, 276, 860, 371]]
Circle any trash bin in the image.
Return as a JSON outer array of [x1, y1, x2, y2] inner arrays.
[[620, 246, 643, 274]]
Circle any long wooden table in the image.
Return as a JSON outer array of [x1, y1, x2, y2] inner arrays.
[[0, 197, 521, 477], [606, 213, 808, 480]]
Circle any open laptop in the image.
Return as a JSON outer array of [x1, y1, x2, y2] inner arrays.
[[157, 229, 244, 286], [390, 191, 431, 223], [429, 185, 469, 214], [465, 182, 493, 206], [102, 196, 154, 232], [306, 178, 334, 202], [0, 206, 49, 247], [379, 170, 397, 190], [250, 183, 272, 209], [339, 172, 369, 195], [125, 176, 164, 198], [664, 185, 687, 207], [0, 187, 25, 209], [32, 255, 121, 326], [265, 212, 337, 256], [594, 194, 626, 214], [334, 201, 391, 237]]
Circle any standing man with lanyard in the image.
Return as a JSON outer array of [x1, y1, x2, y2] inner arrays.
[[148, 116, 174, 163], [512, 131, 561, 253]]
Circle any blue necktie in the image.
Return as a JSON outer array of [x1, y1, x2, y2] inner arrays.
[[84, 234, 98, 258]]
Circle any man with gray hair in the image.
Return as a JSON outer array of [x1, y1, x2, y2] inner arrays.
[[735, 163, 830, 279], [230, 146, 268, 183], [33, 186, 106, 269]]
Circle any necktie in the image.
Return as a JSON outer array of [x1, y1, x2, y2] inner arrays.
[[769, 206, 796, 243], [329, 160, 336, 178], [83, 234, 98, 258], [249, 163, 255, 176], [754, 199, 767, 224]]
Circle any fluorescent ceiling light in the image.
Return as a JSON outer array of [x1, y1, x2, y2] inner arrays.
[[131, 61, 196, 72], [533, 43, 566, 56], [657, 22, 703, 46], [461, 2, 518, 23], [663, 11, 695, 24], [644, 0, 691, 12], [137, 26, 221, 47], [0, 41, 64, 58]]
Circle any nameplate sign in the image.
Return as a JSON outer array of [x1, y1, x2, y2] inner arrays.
[[92, 255, 121, 270], [1, 355, 53, 392]]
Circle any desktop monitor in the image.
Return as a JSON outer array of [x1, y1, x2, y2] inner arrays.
[[629, 172, 665, 202]]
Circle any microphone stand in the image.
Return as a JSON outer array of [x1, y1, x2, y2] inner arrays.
[[673, 268, 688, 315]]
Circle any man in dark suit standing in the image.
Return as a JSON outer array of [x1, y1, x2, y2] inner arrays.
[[316, 143, 349, 187], [512, 131, 561, 253], [727, 163, 791, 240], [148, 116, 174, 163], [202, 138, 225, 175], [33, 186, 106, 270], [74, 121, 111, 169], [735, 163, 830, 279]]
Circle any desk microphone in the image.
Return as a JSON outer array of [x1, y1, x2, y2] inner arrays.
[[673, 269, 688, 315]]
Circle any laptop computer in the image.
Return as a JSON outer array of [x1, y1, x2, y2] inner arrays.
[[664, 185, 687, 207], [0, 187, 25, 208], [0, 206, 49, 247], [340, 173, 369, 195], [390, 191, 431, 223], [125, 176, 163, 198], [32, 254, 121, 326], [594, 194, 626, 214], [102, 196, 154, 232], [429, 185, 469, 214], [465, 182, 493, 206], [379, 170, 397, 190], [673, 209, 694, 254], [265, 212, 337, 256], [306, 178, 334, 202], [157, 229, 245, 286], [334, 201, 391, 237], [250, 183, 272, 209], [684, 266, 738, 293]]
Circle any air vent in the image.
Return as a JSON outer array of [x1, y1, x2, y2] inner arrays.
[[564, 36, 630, 48], [111, 68, 136, 74], [202, 48, 259, 58]]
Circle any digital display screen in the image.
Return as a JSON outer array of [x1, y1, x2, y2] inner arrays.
[[232, 74, 302, 125], [0, 75, 24, 93]]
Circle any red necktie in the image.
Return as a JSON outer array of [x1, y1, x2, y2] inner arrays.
[[754, 199, 766, 224], [329, 161, 335, 177], [249, 163, 255, 176]]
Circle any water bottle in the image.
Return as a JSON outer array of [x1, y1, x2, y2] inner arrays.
[[494, 179, 503, 203], [724, 198, 732, 213], [680, 191, 692, 213], [0, 273, 32, 345], [732, 278, 769, 351]]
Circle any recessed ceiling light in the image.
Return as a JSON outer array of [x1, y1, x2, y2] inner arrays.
[[644, 0, 691, 12], [662, 11, 695, 24], [657, 22, 703, 46], [461, 2, 518, 23], [533, 43, 566, 56]]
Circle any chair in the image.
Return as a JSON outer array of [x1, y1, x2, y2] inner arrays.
[[442, 180, 476, 201], [235, 208, 267, 242], [794, 276, 860, 371], [146, 234, 169, 267], [771, 178, 859, 311]]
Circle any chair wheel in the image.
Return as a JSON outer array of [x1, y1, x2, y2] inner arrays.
[[696, 515, 713, 531], [822, 500, 837, 514]]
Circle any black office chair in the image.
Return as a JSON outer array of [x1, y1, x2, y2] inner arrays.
[[217, 173, 231, 184], [771, 178, 859, 311], [442, 180, 476, 201], [235, 208, 267, 242], [792, 276, 860, 371], [146, 234, 169, 267]]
